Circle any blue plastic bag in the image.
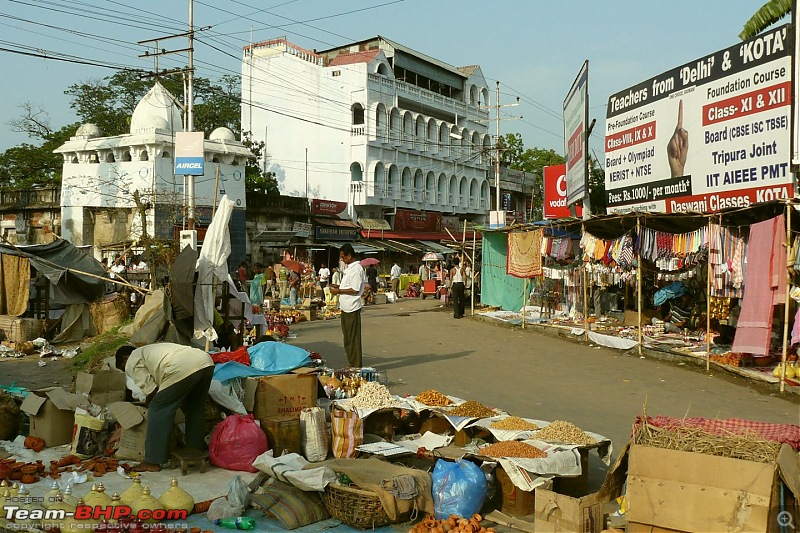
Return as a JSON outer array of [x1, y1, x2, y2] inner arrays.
[[432, 459, 487, 520]]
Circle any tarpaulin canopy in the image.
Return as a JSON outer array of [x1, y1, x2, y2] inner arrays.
[[0, 239, 107, 304]]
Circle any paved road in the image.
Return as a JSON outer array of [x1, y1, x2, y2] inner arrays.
[[288, 298, 799, 488]]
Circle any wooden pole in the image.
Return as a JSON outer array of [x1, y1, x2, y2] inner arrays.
[[781, 203, 792, 393], [207, 164, 222, 351], [706, 218, 713, 372], [471, 230, 477, 316], [582, 223, 589, 343], [522, 277, 527, 329], [637, 217, 643, 356]]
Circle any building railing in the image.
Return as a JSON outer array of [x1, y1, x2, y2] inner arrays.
[[368, 74, 489, 120], [0, 187, 61, 207]]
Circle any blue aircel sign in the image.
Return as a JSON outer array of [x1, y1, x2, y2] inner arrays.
[[174, 131, 205, 176]]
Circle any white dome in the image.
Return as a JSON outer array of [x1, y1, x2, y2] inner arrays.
[[130, 82, 183, 134], [209, 127, 236, 142], [75, 123, 102, 138]]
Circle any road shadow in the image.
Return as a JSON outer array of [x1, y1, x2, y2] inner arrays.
[[370, 349, 474, 372]]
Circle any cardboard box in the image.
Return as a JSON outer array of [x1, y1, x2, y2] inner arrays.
[[534, 487, 604, 533], [75, 370, 126, 406], [20, 388, 88, 446], [621, 444, 800, 533], [624, 309, 660, 327], [249, 373, 318, 419], [297, 305, 317, 322], [108, 402, 184, 461], [374, 293, 388, 305]]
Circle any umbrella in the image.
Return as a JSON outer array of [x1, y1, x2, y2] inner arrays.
[[422, 252, 444, 262], [281, 259, 304, 273], [360, 257, 380, 266]]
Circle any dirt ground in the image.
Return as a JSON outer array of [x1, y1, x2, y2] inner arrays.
[[1, 297, 797, 492]]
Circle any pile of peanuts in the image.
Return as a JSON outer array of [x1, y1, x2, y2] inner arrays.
[[415, 390, 453, 407], [490, 416, 540, 431], [534, 420, 597, 445], [349, 381, 397, 409], [480, 441, 548, 459], [449, 400, 495, 418]]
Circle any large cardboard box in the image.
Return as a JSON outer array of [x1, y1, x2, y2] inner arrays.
[[534, 487, 605, 533], [246, 373, 318, 419], [108, 402, 184, 461], [620, 444, 800, 533], [75, 370, 126, 406], [20, 388, 88, 446]]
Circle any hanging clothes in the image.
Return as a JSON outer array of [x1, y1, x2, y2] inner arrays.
[[507, 230, 543, 278]]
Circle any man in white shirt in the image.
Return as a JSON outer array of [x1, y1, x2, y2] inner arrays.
[[115, 343, 214, 472], [329, 244, 366, 367], [390, 262, 402, 297], [318, 263, 331, 289]]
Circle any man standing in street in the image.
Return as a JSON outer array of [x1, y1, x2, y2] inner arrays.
[[115, 343, 214, 472], [288, 269, 301, 308], [390, 262, 402, 297], [329, 244, 366, 368], [278, 265, 289, 299], [450, 257, 467, 319], [418, 263, 429, 299], [263, 263, 275, 298], [318, 263, 330, 289]]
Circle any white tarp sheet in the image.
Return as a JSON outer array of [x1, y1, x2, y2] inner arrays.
[[194, 195, 234, 342]]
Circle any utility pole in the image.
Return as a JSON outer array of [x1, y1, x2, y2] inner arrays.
[[137, 0, 202, 228], [480, 81, 520, 226]]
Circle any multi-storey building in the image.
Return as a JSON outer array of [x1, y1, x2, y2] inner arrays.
[[242, 36, 493, 232]]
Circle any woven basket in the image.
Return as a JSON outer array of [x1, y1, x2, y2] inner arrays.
[[323, 483, 392, 529]]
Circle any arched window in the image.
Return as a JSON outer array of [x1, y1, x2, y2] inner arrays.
[[105, 153, 115, 163], [426, 172, 436, 204], [375, 104, 387, 141], [469, 179, 479, 209], [122, 151, 132, 162], [449, 176, 458, 206], [460, 177, 469, 208], [388, 165, 399, 198], [377, 62, 391, 76], [140, 150, 149, 161], [350, 162, 363, 182], [212, 157, 221, 163], [389, 109, 401, 144], [413, 170, 424, 202], [438, 173, 448, 206], [401, 168, 412, 201], [374, 163, 386, 197], [162, 151, 171, 158], [481, 181, 490, 209], [427, 119, 438, 155], [352, 103, 365, 125]]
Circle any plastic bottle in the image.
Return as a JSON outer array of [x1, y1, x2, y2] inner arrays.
[[213, 517, 256, 530]]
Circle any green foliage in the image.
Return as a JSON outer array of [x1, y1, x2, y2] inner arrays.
[[0, 123, 78, 188], [70, 325, 130, 374], [740, 0, 791, 40], [242, 132, 279, 195]]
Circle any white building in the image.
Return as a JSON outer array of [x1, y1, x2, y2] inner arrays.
[[55, 82, 250, 261], [242, 36, 492, 225]]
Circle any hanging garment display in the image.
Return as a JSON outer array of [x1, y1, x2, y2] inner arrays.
[[507, 230, 543, 278]]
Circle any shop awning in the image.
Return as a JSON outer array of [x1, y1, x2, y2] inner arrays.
[[313, 217, 359, 228], [359, 218, 392, 230], [359, 229, 478, 241], [253, 231, 299, 243], [417, 240, 457, 255], [324, 242, 382, 254]]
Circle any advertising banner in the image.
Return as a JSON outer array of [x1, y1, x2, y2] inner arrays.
[[605, 25, 793, 214], [564, 61, 589, 206], [311, 199, 347, 216], [393, 209, 442, 232], [543, 164, 583, 219], [174, 131, 205, 176]]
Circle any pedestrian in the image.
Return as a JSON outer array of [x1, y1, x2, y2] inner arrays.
[[250, 263, 265, 310], [278, 265, 289, 299], [331, 266, 342, 286], [366, 263, 379, 295], [329, 244, 366, 368], [288, 268, 301, 308], [390, 262, 402, 297], [115, 343, 214, 472], [263, 262, 275, 298], [237, 261, 248, 292], [450, 257, 466, 318], [318, 263, 330, 289], [418, 263, 429, 299]]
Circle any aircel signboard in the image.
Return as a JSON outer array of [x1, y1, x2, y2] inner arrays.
[[174, 131, 205, 176], [604, 25, 793, 214]]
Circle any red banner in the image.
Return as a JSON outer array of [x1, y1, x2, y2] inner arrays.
[[543, 164, 582, 219], [311, 199, 347, 216], [393, 209, 442, 232]]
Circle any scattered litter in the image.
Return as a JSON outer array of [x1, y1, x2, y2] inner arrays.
[[38, 361, 46, 367], [639, 356, 646, 359], [116, 466, 133, 479]]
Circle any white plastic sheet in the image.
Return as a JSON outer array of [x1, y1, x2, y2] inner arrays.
[[194, 195, 235, 342]]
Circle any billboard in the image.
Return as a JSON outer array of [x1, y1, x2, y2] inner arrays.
[[393, 209, 442, 232], [311, 199, 347, 216], [564, 61, 589, 206], [605, 25, 793, 214], [174, 131, 205, 176], [543, 164, 583, 219]]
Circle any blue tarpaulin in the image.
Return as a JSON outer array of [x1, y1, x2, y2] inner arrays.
[[213, 342, 311, 382]]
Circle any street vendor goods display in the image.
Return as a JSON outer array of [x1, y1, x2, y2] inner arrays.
[[533, 420, 597, 446], [448, 400, 495, 419], [349, 381, 396, 410], [415, 389, 453, 407], [480, 441, 548, 459]]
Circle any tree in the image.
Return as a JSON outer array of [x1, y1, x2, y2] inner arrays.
[[498, 133, 565, 220], [740, 0, 791, 40], [242, 133, 279, 195]]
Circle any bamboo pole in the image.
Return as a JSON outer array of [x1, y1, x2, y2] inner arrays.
[[706, 217, 712, 372], [582, 223, 589, 343], [522, 277, 527, 329], [781, 203, 792, 393], [471, 230, 476, 316], [637, 216, 643, 356], [207, 165, 222, 352]]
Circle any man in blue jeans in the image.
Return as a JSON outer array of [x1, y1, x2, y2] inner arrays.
[[115, 343, 214, 472]]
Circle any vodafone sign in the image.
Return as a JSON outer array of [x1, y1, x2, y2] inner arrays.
[[544, 164, 582, 219]]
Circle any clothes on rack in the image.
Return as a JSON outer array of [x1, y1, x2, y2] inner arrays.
[[507, 230, 543, 278], [708, 222, 747, 298]]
